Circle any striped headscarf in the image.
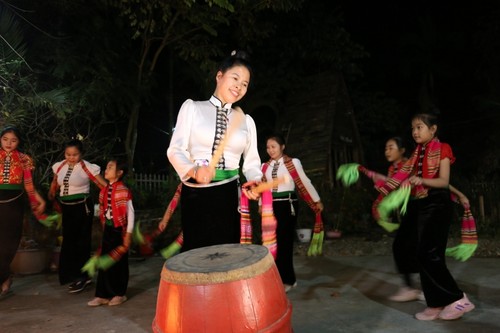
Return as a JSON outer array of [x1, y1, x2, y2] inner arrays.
[[375, 137, 449, 198], [446, 195, 478, 261], [240, 189, 277, 258], [99, 181, 132, 229]]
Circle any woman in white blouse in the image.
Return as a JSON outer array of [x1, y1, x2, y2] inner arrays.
[[262, 134, 323, 292], [167, 50, 262, 252], [48, 139, 107, 293]]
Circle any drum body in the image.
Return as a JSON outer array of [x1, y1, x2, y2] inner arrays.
[[152, 244, 292, 333]]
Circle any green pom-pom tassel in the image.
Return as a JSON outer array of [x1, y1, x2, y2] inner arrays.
[[55, 213, 62, 230], [306, 243, 315, 256], [160, 242, 182, 259], [336, 163, 360, 187], [377, 219, 400, 233], [307, 231, 324, 257], [399, 186, 411, 215], [133, 221, 145, 245], [81, 256, 99, 277], [378, 185, 411, 217], [377, 186, 409, 233], [318, 231, 324, 255], [39, 213, 60, 228], [446, 243, 478, 262], [97, 254, 117, 271]]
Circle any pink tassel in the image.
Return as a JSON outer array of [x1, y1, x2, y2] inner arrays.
[[239, 194, 253, 245], [260, 190, 277, 259]]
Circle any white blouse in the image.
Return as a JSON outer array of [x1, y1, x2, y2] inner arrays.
[[52, 160, 101, 196], [262, 157, 321, 202], [167, 96, 262, 182]]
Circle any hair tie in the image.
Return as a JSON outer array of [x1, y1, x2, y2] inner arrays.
[[72, 133, 85, 141]]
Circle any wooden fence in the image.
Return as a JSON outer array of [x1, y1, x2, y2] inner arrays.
[[134, 173, 169, 193]]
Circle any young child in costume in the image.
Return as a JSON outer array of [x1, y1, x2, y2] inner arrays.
[[0, 126, 53, 296], [261, 134, 324, 292], [374, 114, 474, 320], [376, 137, 470, 303], [87, 158, 134, 307], [378, 137, 420, 301], [48, 139, 107, 293]]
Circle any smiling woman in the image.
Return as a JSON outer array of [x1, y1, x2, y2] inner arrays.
[[166, 50, 263, 253]]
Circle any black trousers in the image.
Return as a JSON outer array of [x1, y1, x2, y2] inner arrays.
[[0, 190, 24, 284], [392, 201, 420, 287], [59, 197, 93, 285], [95, 224, 129, 298], [394, 189, 463, 307], [180, 180, 240, 252], [273, 199, 299, 285]]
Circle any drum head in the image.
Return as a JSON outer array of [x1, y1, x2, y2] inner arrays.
[[162, 244, 274, 284]]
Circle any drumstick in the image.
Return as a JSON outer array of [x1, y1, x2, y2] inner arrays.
[[209, 106, 245, 169], [252, 175, 291, 194]]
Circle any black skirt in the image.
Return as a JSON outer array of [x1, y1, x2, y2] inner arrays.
[[180, 180, 240, 252], [273, 197, 299, 285], [58, 196, 93, 285], [0, 189, 25, 284], [95, 224, 129, 298]]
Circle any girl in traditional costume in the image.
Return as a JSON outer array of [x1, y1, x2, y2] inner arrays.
[[167, 50, 262, 252], [374, 137, 422, 301], [87, 158, 134, 307], [48, 139, 107, 293], [382, 137, 471, 302], [0, 126, 49, 296], [262, 134, 323, 292], [374, 114, 474, 320]]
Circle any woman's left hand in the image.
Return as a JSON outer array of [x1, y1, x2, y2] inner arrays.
[[34, 192, 46, 216], [316, 201, 324, 212], [409, 176, 423, 186], [34, 203, 46, 216], [242, 180, 261, 200], [459, 196, 470, 208]]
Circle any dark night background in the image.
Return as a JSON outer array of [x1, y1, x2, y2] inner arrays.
[[136, 1, 500, 180], [340, 1, 500, 176], [3, 0, 500, 186]]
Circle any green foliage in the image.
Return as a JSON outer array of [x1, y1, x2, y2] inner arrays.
[[4, 0, 365, 180], [0, 2, 27, 64], [1, 0, 135, 183]]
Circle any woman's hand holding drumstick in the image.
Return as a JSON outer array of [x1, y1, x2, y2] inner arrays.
[[242, 175, 290, 201]]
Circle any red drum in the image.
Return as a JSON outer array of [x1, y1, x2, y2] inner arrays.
[[152, 244, 292, 333]]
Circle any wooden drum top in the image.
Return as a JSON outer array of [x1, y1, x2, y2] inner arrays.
[[161, 244, 274, 285]]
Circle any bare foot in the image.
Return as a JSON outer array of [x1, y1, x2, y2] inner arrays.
[[1, 276, 13, 295]]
